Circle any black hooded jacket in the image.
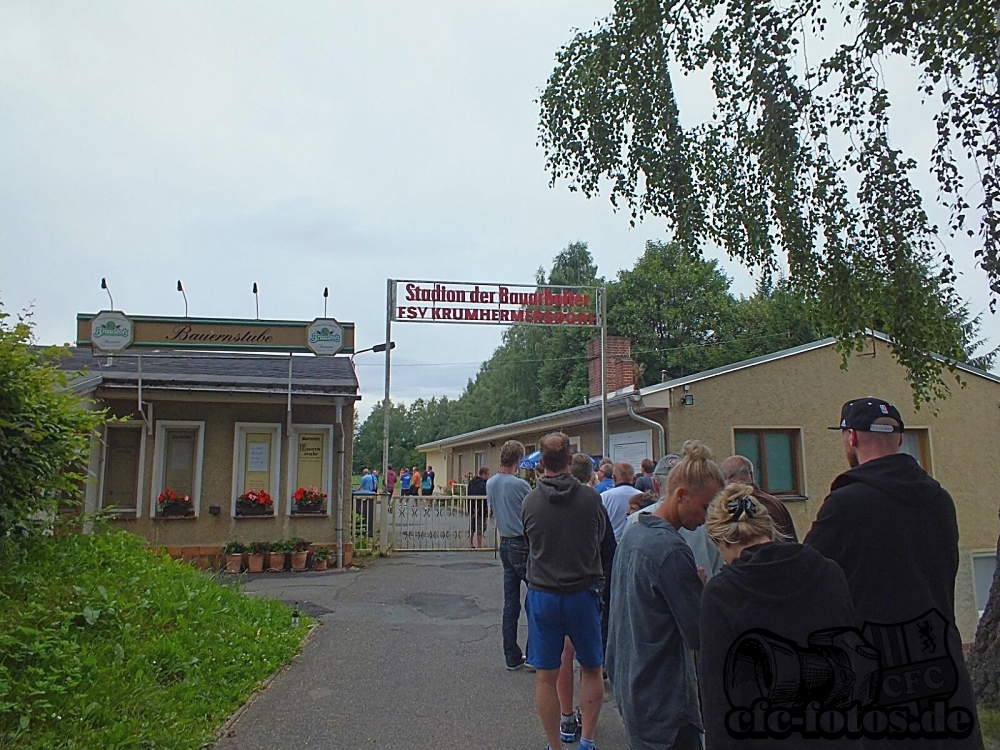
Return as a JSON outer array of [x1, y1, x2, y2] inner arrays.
[[700, 542, 856, 749], [522, 473, 605, 594], [805, 452, 982, 748]]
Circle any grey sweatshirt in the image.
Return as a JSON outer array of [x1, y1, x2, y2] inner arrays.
[[521, 473, 605, 594]]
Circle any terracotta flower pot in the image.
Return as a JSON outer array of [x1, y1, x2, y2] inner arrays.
[[247, 553, 265, 573], [267, 552, 286, 572], [291, 551, 308, 572], [225, 553, 243, 574], [313, 559, 328, 571]]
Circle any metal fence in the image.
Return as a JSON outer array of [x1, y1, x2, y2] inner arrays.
[[349, 492, 498, 554]]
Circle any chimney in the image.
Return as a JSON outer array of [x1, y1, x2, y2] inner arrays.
[[588, 336, 635, 398]]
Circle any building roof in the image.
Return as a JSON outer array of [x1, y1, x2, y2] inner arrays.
[[417, 333, 1000, 451], [58, 347, 359, 397]]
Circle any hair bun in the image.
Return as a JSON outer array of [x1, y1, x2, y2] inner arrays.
[[680, 439, 713, 462]]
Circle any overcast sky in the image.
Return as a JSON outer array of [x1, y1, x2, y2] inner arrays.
[[2, 1, 995, 421]]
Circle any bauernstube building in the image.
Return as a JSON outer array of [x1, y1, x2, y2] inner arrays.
[[62, 311, 360, 568]]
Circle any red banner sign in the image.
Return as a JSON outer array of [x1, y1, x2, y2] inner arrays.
[[392, 281, 601, 327]]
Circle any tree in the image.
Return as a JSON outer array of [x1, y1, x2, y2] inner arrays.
[[0, 306, 104, 536], [538, 0, 998, 405], [608, 240, 738, 382]]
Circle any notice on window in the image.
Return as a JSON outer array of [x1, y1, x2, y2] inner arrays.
[[247, 440, 270, 473], [297, 433, 324, 490], [169, 436, 193, 471]]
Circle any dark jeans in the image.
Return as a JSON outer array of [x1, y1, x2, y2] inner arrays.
[[499, 536, 530, 667]]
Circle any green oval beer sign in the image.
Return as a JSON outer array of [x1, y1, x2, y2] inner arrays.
[[307, 319, 344, 355], [90, 312, 134, 352]]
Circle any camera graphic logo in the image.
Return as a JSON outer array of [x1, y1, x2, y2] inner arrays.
[[723, 609, 972, 740]]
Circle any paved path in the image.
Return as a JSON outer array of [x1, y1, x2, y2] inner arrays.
[[214, 552, 629, 750]]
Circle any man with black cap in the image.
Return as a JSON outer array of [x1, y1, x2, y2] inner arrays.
[[805, 397, 982, 748]]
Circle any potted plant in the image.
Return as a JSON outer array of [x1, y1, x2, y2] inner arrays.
[[221, 541, 247, 573], [293, 485, 327, 514], [236, 489, 273, 517], [157, 488, 193, 517], [290, 538, 312, 572], [311, 546, 331, 571], [267, 539, 293, 571], [247, 541, 269, 573]]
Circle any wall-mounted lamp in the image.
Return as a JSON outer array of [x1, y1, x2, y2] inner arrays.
[[177, 280, 189, 317], [683, 384, 690, 392], [681, 394, 695, 406], [100, 278, 115, 310], [208, 505, 221, 516]]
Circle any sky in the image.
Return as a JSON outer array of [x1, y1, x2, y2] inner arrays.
[[2, 1, 996, 421]]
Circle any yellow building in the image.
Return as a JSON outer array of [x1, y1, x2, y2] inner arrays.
[[62, 312, 359, 567], [419, 334, 1000, 644]]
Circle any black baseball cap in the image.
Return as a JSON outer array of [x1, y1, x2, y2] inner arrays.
[[829, 398, 904, 433]]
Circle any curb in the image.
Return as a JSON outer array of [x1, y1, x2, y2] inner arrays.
[[213, 619, 324, 743]]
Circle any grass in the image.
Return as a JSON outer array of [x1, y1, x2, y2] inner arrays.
[[982, 707, 1000, 749], [0, 529, 310, 749]]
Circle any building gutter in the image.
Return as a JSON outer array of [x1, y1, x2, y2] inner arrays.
[[626, 396, 666, 458]]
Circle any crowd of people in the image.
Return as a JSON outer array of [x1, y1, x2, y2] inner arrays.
[[484, 397, 983, 750]]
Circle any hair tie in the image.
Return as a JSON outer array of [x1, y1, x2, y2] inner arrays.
[[726, 496, 758, 522]]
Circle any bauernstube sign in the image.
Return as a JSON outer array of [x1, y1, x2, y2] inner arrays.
[[391, 281, 601, 327], [77, 314, 355, 355]]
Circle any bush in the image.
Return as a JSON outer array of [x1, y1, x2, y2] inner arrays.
[[0, 530, 309, 748], [0, 307, 104, 535]]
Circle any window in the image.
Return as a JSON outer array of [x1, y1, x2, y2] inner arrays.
[[100, 424, 145, 515], [151, 421, 205, 516], [232, 423, 282, 516], [288, 427, 333, 515], [733, 429, 803, 496], [457, 454, 464, 481], [974, 554, 996, 619], [901, 429, 931, 472], [475, 451, 487, 470]]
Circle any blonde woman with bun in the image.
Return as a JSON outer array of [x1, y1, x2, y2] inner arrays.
[[607, 440, 725, 750], [699, 483, 856, 749]]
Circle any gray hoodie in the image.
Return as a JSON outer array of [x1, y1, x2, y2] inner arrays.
[[522, 473, 605, 595]]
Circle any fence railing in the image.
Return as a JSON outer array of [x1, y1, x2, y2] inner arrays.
[[350, 492, 498, 554]]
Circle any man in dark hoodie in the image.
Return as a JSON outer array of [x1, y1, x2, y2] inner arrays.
[[805, 397, 982, 748], [522, 432, 606, 750]]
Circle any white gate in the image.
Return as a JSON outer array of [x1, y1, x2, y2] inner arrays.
[[390, 493, 496, 552]]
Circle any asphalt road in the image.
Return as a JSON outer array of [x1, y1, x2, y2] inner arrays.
[[213, 552, 629, 750]]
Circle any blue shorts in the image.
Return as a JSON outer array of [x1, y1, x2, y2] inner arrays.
[[526, 588, 603, 670]]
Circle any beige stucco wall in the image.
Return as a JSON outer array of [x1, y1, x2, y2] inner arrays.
[[422, 340, 1000, 642], [95, 392, 355, 549]]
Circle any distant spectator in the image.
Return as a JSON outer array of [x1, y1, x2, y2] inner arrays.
[[600, 462, 641, 542], [627, 491, 656, 515], [487, 441, 533, 670], [594, 462, 615, 493], [467, 466, 490, 549], [386, 465, 396, 496], [720, 454, 798, 541], [634, 458, 656, 493]]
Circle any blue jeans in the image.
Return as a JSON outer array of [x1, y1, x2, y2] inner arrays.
[[499, 536, 529, 667]]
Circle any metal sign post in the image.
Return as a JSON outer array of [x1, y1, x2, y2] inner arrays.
[[599, 287, 608, 458], [381, 279, 395, 554]]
